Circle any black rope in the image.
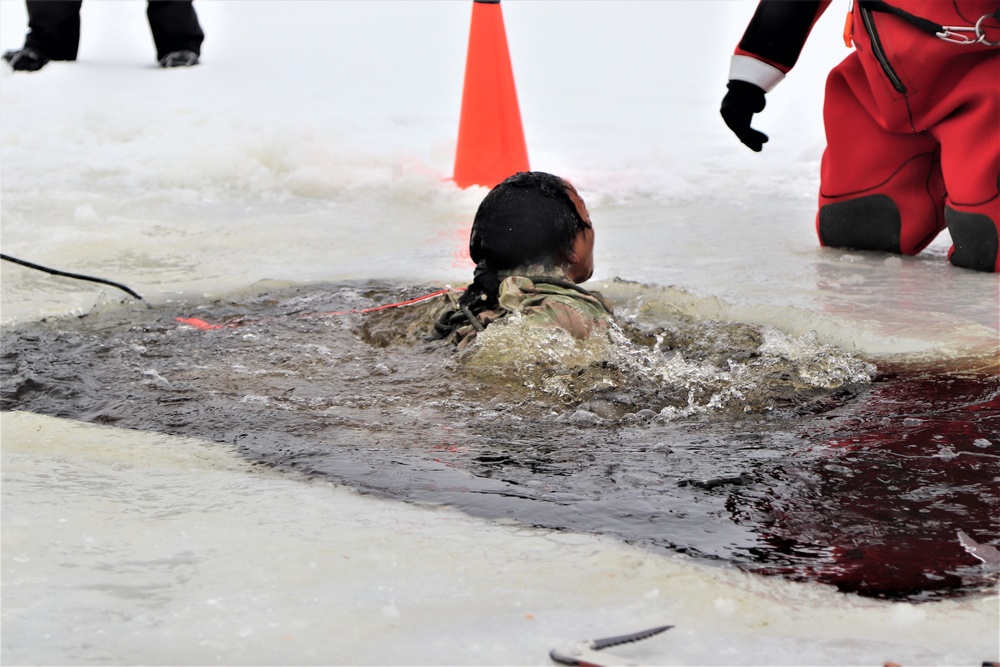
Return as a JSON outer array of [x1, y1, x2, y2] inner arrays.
[[459, 303, 486, 331], [1, 253, 146, 303], [859, 1, 1000, 37], [858, 0, 944, 36]]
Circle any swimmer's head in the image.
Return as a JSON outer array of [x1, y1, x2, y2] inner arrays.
[[468, 171, 594, 284]]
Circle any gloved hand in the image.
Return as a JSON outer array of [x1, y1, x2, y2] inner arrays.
[[720, 80, 768, 152]]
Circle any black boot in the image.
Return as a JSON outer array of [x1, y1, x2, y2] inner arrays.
[[159, 50, 199, 68], [2, 47, 49, 72], [818, 194, 903, 254], [945, 207, 999, 272]]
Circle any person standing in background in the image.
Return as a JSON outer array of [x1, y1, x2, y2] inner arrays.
[[3, 0, 204, 71], [721, 1, 999, 273]]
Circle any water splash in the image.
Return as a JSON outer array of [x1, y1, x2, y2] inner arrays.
[[457, 306, 876, 421]]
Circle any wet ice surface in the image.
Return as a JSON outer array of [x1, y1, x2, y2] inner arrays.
[[7, 411, 995, 667], [3, 280, 997, 602]]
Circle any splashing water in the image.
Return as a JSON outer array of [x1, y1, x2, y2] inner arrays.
[[459, 304, 876, 421]]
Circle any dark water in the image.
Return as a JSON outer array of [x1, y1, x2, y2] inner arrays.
[[2, 281, 997, 601]]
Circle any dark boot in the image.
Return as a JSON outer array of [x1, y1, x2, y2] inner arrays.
[[2, 47, 49, 72], [159, 49, 199, 68], [945, 207, 999, 272], [818, 194, 904, 254], [147, 1, 204, 63]]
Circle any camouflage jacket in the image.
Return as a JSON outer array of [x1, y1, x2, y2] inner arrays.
[[450, 271, 614, 349]]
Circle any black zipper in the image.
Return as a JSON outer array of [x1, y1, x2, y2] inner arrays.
[[859, 5, 908, 93]]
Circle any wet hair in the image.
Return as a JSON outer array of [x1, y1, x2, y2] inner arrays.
[[459, 171, 590, 312]]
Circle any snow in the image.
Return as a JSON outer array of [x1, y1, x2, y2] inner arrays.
[[2, 1, 998, 664]]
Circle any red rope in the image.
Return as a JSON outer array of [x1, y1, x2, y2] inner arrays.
[[300, 288, 453, 318]]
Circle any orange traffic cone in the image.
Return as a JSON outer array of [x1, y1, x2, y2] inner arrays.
[[453, 0, 529, 189]]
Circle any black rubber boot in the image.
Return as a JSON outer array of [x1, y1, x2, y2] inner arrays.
[[945, 207, 999, 273], [818, 194, 902, 253]]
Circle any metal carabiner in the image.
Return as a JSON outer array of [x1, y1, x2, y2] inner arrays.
[[936, 25, 983, 44], [976, 11, 1000, 46], [937, 12, 1000, 45]]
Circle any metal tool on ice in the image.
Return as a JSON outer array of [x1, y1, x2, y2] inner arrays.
[[549, 624, 673, 667]]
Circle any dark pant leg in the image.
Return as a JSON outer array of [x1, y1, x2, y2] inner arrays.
[[24, 1, 83, 61], [146, 1, 203, 61]]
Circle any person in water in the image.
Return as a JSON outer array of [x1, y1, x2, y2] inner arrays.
[[433, 171, 613, 349]]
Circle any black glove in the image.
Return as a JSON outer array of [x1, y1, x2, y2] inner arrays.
[[720, 80, 768, 152]]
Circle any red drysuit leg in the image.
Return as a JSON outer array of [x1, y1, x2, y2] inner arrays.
[[816, 54, 947, 257], [928, 57, 1000, 273]]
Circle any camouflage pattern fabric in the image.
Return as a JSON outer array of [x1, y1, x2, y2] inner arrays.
[[452, 274, 614, 349]]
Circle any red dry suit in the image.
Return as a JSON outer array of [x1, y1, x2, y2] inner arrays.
[[730, 0, 1000, 272]]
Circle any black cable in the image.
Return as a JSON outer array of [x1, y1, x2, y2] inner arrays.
[[1, 253, 146, 303], [858, 0, 944, 36]]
